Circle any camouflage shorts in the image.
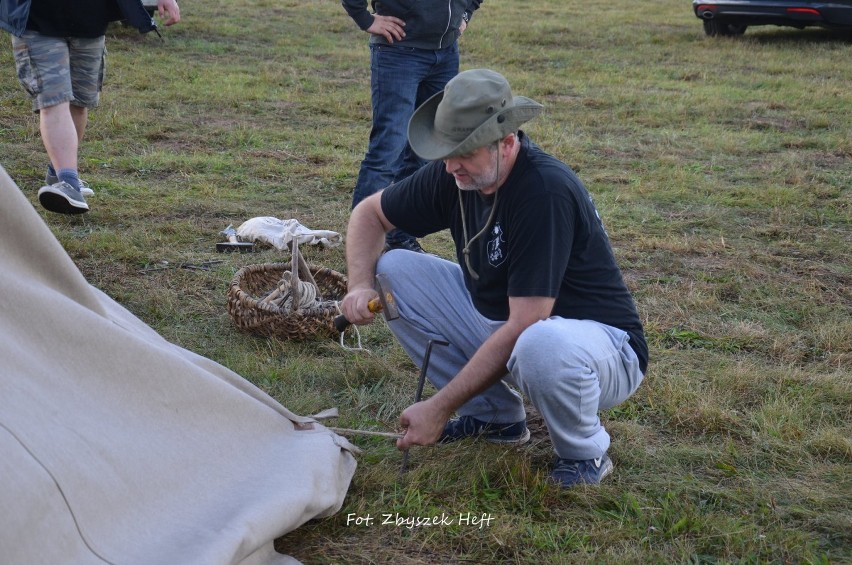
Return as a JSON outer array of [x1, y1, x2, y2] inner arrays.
[[11, 31, 106, 112]]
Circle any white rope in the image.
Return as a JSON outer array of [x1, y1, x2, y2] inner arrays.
[[258, 273, 320, 311], [334, 300, 371, 353], [328, 427, 401, 439]]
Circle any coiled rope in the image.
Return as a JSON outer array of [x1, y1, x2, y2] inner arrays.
[[258, 276, 320, 310]]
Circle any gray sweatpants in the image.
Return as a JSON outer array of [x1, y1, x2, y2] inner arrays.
[[377, 249, 645, 460]]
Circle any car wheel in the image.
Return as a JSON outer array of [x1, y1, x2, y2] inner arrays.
[[703, 19, 748, 36]]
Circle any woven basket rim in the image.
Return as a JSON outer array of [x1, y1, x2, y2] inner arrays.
[[227, 261, 348, 339]]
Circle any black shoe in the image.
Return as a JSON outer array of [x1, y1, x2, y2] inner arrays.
[[439, 415, 530, 445], [383, 238, 425, 254]]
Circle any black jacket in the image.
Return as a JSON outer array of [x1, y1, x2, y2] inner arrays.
[[0, 0, 157, 37], [342, 0, 482, 50]]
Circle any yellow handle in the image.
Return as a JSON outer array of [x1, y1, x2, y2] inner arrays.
[[367, 297, 383, 313]]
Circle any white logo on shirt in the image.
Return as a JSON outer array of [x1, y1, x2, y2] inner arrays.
[[487, 223, 506, 267]]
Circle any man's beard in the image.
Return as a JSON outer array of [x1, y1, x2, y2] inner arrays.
[[454, 150, 499, 192]]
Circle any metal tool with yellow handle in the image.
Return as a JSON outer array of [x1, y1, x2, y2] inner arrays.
[[333, 273, 399, 332]]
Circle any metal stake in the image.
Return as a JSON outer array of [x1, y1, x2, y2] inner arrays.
[[400, 338, 449, 475]]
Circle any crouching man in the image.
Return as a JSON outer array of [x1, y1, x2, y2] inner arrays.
[[340, 69, 648, 487]]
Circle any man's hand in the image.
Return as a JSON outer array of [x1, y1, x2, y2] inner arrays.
[[340, 287, 380, 326], [342, 192, 395, 323], [157, 0, 181, 25], [397, 397, 452, 450], [394, 296, 556, 452], [367, 15, 406, 43], [459, 19, 468, 35]]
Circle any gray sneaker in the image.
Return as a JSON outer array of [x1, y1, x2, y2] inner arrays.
[[45, 172, 94, 196], [38, 181, 89, 214]]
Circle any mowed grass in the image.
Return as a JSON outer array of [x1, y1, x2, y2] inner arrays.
[[1, 0, 850, 562]]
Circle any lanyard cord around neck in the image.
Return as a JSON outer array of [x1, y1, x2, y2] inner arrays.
[[459, 149, 501, 281]]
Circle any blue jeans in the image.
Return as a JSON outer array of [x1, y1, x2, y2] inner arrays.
[[377, 250, 646, 460], [352, 42, 459, 245]]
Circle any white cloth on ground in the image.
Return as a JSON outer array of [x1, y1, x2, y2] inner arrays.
[[237, 217, 343, 250]]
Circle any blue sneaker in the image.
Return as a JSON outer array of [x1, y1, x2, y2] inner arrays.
[[550, 453, 613, 487], [439, 415, 530, 445], [383, 238, 426, 254], [37, 181, 89, 215]]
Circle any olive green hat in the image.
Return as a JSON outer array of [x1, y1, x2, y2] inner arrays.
[[407, 69, 543, 161]]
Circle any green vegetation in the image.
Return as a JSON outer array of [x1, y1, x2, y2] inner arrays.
[[1, 0, 849, 562]]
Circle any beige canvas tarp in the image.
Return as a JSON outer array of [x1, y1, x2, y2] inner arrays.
[[0, 165, 357, 564]]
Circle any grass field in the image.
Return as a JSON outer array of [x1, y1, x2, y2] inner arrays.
[[1, 0, 850, 562]]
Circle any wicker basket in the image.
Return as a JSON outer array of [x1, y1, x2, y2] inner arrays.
[[227, 262, 348, 340]]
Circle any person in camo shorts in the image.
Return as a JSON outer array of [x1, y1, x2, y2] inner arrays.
[[0, 0, 180, 214]]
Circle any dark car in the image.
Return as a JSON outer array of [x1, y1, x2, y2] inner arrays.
[[693, 1, 852, 36]]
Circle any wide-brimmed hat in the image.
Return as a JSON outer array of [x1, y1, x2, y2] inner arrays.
[[408, 69, 543, 161]]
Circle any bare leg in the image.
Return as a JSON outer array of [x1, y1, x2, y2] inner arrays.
[[70, 104, 88, 145], [36, 104, 89, 212], [40, 102, 78, 171]]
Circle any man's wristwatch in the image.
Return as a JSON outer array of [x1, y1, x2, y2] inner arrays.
[[462, 11, 471, 23]]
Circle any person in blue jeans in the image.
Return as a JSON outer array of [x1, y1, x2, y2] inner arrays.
[[342, 0, 482, 252], [340, 70, 648, 488]]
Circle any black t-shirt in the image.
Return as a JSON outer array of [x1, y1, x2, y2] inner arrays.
[[27, 0, 123, 38], [381, 132, 648, 373]]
